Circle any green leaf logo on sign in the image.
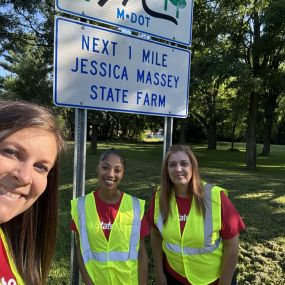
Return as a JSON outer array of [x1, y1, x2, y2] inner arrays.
[[165, 0, 187, 18]]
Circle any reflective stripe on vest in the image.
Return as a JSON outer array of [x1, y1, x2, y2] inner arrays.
[[156, 183, 221, 255], [164, 236, 221, 255], [78, 195, 141, 264]]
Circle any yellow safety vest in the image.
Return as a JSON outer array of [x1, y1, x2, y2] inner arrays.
[[0, 227, 25, 285], [154, 183, 226, 285], [71, 192, 145, 285]]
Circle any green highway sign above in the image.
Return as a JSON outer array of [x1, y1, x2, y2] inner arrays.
[[55, 0, 194, 46]]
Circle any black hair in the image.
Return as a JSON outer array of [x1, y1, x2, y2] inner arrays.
[[99, 148, 126, 168]]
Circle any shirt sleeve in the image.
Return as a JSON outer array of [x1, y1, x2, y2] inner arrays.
[[220, 192, 246, 239], [147, 192, 158, 230]]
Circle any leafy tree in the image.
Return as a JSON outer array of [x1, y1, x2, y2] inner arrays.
[[274, 95, 285, 144], [0, 0, 53, 49], [1, 43, 53, 106], [191, 1, 240, 151], [1, 0, 285, 156], [191, 0, 245, 150], [259, 0, 285, 155], [219, 0, 285, 168], [0, 0, 55, 83], [219, 86, 247, 150]]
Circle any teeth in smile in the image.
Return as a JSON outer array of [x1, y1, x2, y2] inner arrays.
[[0, 187, 21, 199], [104, 179, 115, 185]]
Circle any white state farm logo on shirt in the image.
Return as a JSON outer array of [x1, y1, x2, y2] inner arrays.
[[179, 214, 188, 222], [1, 277, 17, 285], [101, 221, 112, 230]]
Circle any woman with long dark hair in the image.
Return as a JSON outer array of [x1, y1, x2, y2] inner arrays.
[[0, 100, 64, 285]]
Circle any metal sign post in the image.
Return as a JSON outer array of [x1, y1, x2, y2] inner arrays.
[[70, 108, 87, 285], [163, 116, 173, 159]]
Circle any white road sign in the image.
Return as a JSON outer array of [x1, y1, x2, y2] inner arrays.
[[53, 16, 191, 118], [55, 0, 193, 46]]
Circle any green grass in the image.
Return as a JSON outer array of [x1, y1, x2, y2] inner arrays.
[[48, 142, 285, 285]]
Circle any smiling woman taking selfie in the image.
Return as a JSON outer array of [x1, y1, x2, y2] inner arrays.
[[0, 100, 64, 285]]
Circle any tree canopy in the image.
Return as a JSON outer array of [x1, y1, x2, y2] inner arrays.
[[0, 0, 284, 168]]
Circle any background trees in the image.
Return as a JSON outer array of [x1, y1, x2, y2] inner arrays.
[[0, 0, 284, 168], [190, 0, 285, 168]]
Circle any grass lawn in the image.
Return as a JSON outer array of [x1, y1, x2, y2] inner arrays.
[[48, 142, 285, 285]]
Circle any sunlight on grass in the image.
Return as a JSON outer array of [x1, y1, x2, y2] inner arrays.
[[258, 164, 285, 169], [59, 183, 73, 190], [238, 192, 274, 200], [49, 260, 70, 285], [271, 196, 285, 205], [85, 178, 98, 185], [143, 138, 164, 143]]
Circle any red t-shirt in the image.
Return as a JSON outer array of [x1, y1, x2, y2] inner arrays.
[[71, 191, 150, 240], [147, 191, 246, 285], [0, 235, 17, 285]]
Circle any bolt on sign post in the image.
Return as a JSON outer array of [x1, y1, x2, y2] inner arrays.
[[55, 0, 194, 46]]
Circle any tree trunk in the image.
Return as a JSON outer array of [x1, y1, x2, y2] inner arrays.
[[179, 119, 186, 144], [262, 93, 277, 156], [207, 119, 217, 150], [105, 113, 110, 139], [90, 124, 98, 154], [262, 121, 271, 156], [246, 92, 258, 169], [230, 121, 237, 151]]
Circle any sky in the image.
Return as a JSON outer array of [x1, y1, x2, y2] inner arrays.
[[0, 64, 10, 78], [0, 5, 45, 78]]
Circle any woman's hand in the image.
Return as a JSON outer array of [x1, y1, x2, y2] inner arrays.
[[151, 227, 168, 285], [138, 239, 148, 285], [218, 235, 239, 285]]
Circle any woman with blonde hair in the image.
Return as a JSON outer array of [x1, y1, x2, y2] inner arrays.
[[148, 145, 245, 285]]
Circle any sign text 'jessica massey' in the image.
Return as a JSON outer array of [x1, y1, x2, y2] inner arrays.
[[53, 16, 191, 118]]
